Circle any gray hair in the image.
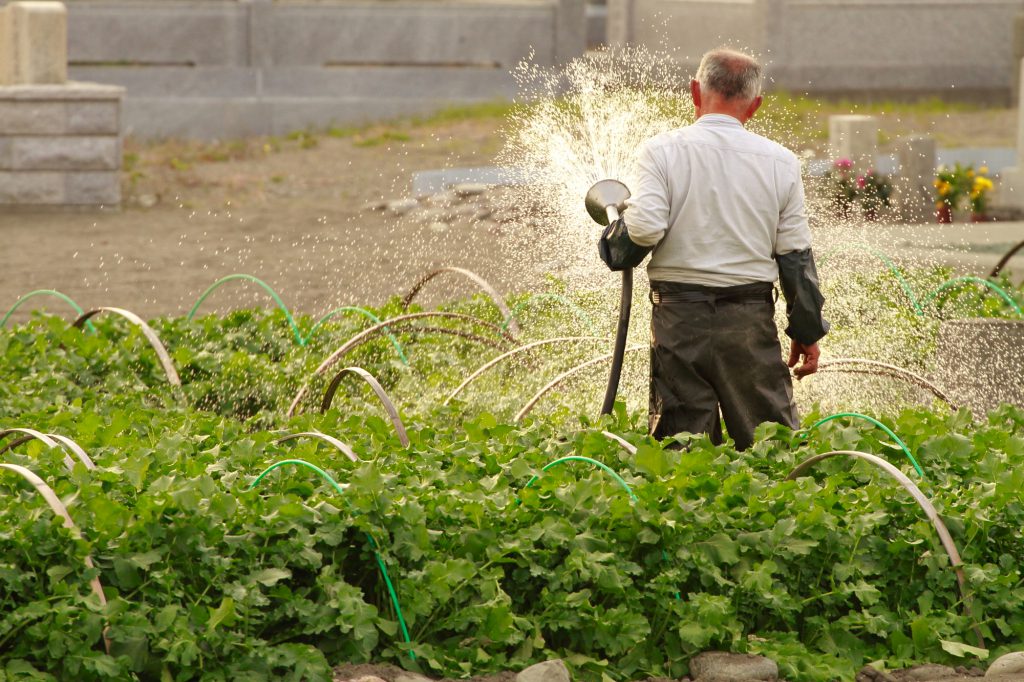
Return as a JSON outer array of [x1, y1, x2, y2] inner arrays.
[[696, 48, 763, 101]]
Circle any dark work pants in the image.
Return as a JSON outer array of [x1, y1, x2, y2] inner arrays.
[[649, 281, 798, 451]]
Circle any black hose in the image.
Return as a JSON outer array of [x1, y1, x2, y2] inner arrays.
[[601, 268, 633, 415]]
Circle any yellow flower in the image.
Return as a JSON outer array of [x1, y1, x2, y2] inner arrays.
[[936, 180, 951, 196], [975, 177, 993, 191], [979, 166, 989, 175], [967, 169, 976, 178]]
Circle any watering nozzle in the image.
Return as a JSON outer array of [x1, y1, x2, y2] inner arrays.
[[585, 179, 631, 226]]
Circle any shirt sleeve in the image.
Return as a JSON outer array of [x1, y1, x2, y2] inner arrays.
[[623, 141, 670, 248], [775, 158, 812, 255]]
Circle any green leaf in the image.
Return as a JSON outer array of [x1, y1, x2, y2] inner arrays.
[[939, 640, 989, 659], [250, 567, 292, 586], [634, 444, 668, 477], [207, 597, 236, 632]]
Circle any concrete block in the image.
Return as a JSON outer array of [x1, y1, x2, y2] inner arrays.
[[67, 100, 119, 134], [0, 138, 12, 168], [66, 2, 247, 67], [66, 170, 120, 205], [10, 2, 68, 85], [829, 115, 878, 169], [266, 4, 551, 68], [554, 0, 586, 64], [69, 65, 261, 98], [12, 136, 119, 170], [0, 170, 64, 203], [261, 66, 516, 99], [0, 100, 65, 134]]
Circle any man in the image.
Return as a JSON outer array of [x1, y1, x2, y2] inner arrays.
[[621, 47, 829, 450]]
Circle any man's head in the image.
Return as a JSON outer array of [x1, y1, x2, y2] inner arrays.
[[691, 48, 764, 123]]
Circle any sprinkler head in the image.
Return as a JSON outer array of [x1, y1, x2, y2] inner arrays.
[[585, 179, 631, 226]]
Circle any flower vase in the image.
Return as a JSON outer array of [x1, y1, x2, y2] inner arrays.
[[935, 204, 953, 223], [971, 212, 987, 223]]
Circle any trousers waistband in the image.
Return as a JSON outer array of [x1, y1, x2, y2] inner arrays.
[[650, 281, 775, 305]]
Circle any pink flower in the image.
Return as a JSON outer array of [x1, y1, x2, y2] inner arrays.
[[857, 176, 867, 188], [834, 158, 853, 170]]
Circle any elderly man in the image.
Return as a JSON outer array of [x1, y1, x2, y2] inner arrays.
[[621, 47, 829, 450]]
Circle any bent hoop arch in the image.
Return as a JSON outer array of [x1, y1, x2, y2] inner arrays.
[[275, 431, 360, 463], [445, 336, 608, 405], [989, 239, 1024, 278], [0, 429, 96, 470], [401, 267, 519, 336], [187, 273, 306, 345], [522, 455, 638, 501], [304, 306, 408, 363], [600, 431, 638, 456], [287, 312, 513, 417], [515, 346, 645, 422], [785, 449, 982, 647], [501, 294, 600, 334], [318, 367, 410, 447], [815, 358, 957, 409], [0, 463, 110, 652], [1, 289, 97, 332], [799, 412, 924, 477], [822, 243, 923, 314], [248, 458, 414, 659], [921, 276, 1023, 317], [72, 307, 182, 386]]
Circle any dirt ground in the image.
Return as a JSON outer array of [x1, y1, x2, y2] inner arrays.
[[0, 104, 1018, 322]]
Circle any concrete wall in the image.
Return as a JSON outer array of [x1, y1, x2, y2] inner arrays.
[[50, 0, 586, 139], [608, 0, 1023, 100]]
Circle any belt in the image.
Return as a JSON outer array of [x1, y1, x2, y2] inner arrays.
[[650, 282, 775, 305]]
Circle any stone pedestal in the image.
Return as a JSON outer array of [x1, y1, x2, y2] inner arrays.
[[828, 115, 879, 169], [895, 135, 937, 223], [935, 319, 1024, 416], [0, 82, 124, 206]]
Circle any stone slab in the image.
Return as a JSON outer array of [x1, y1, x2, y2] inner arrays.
[[67, 100, 119, 135], [412, 166, 526, 195], [0, 170, 64, 203], [9, 136, 119, 171]]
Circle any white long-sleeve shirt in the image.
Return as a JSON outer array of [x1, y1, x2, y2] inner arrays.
[[624, 113, 812, 286]]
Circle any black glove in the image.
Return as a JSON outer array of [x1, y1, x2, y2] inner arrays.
[[598, 217, 652, 271]]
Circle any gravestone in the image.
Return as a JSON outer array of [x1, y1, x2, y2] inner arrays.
[[994, 59, 1024, 211], [0, 1, 123, 207], [895, 135, 937, 224], [828, 115, 879, 169]]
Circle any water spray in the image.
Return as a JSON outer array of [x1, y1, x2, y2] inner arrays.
[[585, 179, 634, 415]]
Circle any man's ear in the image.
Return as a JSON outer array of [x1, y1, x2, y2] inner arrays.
[[690, 80, 701, 110], [745, 95, 763, 120]]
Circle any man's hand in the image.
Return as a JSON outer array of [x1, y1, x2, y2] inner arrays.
[[788, 340, 820, 379]]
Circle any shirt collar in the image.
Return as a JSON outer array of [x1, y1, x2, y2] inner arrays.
[[695, 113, 744, 127]]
